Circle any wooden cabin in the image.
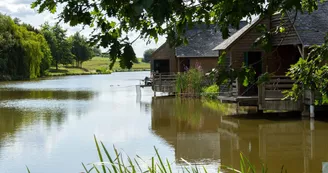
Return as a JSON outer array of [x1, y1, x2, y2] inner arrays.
[[151, 23, 246, 93], [213, 2, 328, 115]]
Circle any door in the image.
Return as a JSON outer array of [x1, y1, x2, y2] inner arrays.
[[179, 58, 190, 72], [244, 52, 262, 96], [154, 60, 170, 73]]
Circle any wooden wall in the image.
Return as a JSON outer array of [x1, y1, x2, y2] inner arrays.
[[229, 18, 270, 70], [271, 13, 301, 46], [151, 42, 177, 72], [189, 57, 218, 73], [267, 45, 301, 75]]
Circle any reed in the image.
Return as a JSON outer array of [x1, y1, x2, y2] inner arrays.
[[27, 136, 284, 173]]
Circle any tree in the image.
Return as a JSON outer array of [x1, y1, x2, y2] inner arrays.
[[143, 48, 156, 63], [70, 32, 93, 67], [0, 13, 52, 80], [92, 47, 102, 57], [31, 0, 319, 69], [41, 23, 73, 70]]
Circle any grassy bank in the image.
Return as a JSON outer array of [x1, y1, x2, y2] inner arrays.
[[46, 57, 150, 76]]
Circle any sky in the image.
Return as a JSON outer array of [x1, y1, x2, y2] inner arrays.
[[0, 0, 166, 57]]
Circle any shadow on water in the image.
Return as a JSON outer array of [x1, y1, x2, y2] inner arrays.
[[151, 97, 328, 173]]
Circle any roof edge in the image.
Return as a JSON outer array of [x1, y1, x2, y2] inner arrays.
[[212, 17, 264, 51]]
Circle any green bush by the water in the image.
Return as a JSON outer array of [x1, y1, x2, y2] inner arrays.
[[176, 68, 203, 97], [202, 84, 219, 99]]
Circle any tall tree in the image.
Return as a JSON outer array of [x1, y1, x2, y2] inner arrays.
[[41, 23, 73, 70], [0, 13, 52, 80], [70, 32, 93, 67], [31, 0, 319, 69], [143, 49, 156, 63]]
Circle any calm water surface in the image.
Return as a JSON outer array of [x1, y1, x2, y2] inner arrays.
[[0, 72, 327, 173]]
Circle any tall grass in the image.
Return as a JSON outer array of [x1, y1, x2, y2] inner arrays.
[[176, 68, 203, 97], [27, 136, 278, 173]]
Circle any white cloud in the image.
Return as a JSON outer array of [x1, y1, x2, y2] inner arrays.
[[0, 0, 165, 57]]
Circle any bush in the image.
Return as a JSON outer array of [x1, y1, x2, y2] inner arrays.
[[96, 67, 112, 74], [202, 84, 219, 99], [176, 68, 203, 97]]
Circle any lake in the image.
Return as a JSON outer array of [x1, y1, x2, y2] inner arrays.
[[0, 72, 327, 173]]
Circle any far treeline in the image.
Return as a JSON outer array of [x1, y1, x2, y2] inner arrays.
[[0, 13, 101, 81]]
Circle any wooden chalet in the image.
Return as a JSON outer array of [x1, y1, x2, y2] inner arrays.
[[213, 2, 328, 116], [151, 23, 246, 94]]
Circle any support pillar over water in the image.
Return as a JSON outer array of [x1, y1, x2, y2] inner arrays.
[[310, 105, 315, 118], [301, 105, 310, 118]]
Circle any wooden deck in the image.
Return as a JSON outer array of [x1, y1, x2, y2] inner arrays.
[[150, 73, 323, 116], [152, 73, 177, 94]]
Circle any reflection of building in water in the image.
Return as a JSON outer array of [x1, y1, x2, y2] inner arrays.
[[219, 117, 328, 173], [151, 97, 222, 163], [151, 98, 328, 173]]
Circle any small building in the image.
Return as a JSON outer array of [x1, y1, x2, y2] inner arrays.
[[151, 23, 247, 74], [213, 2, 328, 114]]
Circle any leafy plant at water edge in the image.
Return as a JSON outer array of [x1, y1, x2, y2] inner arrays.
[[176, 63, 204, 97], [202, 84, 219, 99]]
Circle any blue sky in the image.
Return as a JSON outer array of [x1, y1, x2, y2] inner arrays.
[[0, 0, 165, 57]]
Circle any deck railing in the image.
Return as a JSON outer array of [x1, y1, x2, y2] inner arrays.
[[258, 75, 302, 110], [152, 73, 177, 93]]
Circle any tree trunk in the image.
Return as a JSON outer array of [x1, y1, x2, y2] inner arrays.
[[56, 61, 58, 70]]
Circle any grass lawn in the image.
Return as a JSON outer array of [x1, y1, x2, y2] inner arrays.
[[46, 57, 150, 76], [83, 57, 150, 72]]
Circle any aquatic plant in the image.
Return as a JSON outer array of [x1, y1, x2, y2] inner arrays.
[[176, 68, 204, 97], [27, 136, 282, 173]]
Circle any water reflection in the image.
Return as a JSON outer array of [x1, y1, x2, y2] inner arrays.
[[0, 89, 95, 101], [151, 97, 328, 173], [151, 98, 225, 163]]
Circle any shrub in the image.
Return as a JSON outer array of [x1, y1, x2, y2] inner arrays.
[[202, 84, 219, 99]]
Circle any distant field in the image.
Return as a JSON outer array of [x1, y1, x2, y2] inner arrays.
[[46, 57, 150, 76], [83, 57, 150, 72]]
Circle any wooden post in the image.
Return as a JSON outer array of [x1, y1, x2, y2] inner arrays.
[[310, 90, 315, 118], [258, 83, 265, 110], [159, 73, 162, 87]]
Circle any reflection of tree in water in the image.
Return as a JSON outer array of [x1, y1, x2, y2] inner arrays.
[[0, 89, 95, 101], [0, 96, 89, 154]]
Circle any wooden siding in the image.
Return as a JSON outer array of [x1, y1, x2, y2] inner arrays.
[[151, 42, 177, 72], [189, 57, 218, 73], [271, 13, 302, 46], [229, 18, 269, 70], [267, 45, 301, 75], [228, 18, 270, 94]]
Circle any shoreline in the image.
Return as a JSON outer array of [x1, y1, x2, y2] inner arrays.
[[0, 69, 151, 82]]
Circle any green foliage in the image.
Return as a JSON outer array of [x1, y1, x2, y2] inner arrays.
[[202, 84, 219, 99], [96, 67, 112, 74], [143, 48, 156, 63], [214, 53, 256, 90], [284, 37, 328, 104], [0, 13, 52, 80], [176, 68, 203, 97], [41, 23, 73, 70], [31, 0, 321, 70], [70, 32, 93, 67]]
